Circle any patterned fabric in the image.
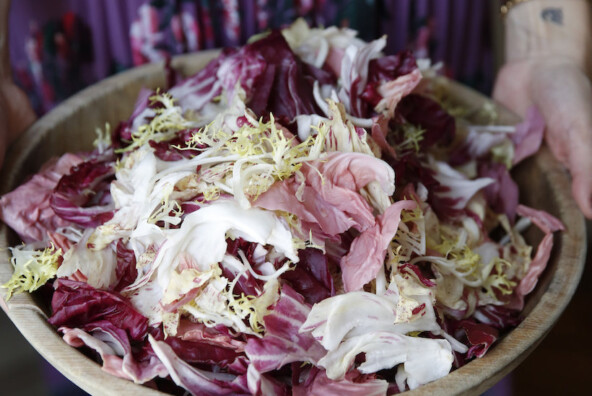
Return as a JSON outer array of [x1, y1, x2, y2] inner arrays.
[[9, 0, 494, 114]]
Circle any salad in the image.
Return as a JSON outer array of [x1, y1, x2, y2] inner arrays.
[[0, 20, 563, 395]]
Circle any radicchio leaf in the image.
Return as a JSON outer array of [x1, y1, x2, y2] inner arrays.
[[168, 48, 233, 112], [60, 325, 168, 383], [363, 51, 419, 108], [149, 128, 204, 161], [514, 204, 564, 297], [511, 106, 545, 165], [113, 240, 138, 292], [49, 279, 148, 341], [149, 335, 250, 396], [0, 153, 83, 242], [175, 320, 246, 353], [479, 161, 519, 223], [455, 320, 499, 360], [280, 248, 335, 305], [164, 334, 243, 370], [50, 158, 116, 227], [244, 285, 325, 373], [397, 94, 456, 150], [399, 263, 437, 288], [472, 305, 521, 330], [246, 365, 290, 396], [341, 199, 416, 292], [238, 30, 321, 121], [293, 366, 388, 396], [222, 238, 265, 297]]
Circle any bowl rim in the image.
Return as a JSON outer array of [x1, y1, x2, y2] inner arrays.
[[0, 53, 587, 396]]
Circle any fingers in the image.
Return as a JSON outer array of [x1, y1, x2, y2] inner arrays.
[[496, 58, 592, 218], [564, 107, 592, 218], [566, 112, 592, 218], [0, 81, 36, 143], [0, 0, 35, 151], [571, 170, 592, 219], [530, 60, 592, 218]]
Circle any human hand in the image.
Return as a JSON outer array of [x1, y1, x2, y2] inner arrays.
[[493, 57, 592, 218], [496, 0, 592, 219], [0, 0, 35, 168], [0, 79, 36, 166]]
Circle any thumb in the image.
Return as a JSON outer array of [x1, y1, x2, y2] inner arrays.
[[571, 167, 592, 219], [0, 81, 36, 143], [565, 123, 592, 218]]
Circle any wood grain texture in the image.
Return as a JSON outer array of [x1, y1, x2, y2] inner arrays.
[[0, 52, 586, 396]]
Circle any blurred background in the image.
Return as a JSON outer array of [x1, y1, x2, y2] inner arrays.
[[1, 0, 591, 395]]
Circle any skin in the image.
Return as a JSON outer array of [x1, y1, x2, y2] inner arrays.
[[494, 0, 592, 218], [495, 57, 592, 218], [0, 0, 591, 218], [0, 0, 35, 166]]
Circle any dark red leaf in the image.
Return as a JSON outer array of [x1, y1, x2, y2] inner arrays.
[[49, 279, 148, 342]]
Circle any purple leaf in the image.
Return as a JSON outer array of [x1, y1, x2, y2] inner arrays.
[[479, 161, 519, 222], [281, 248, 335, 305], [512, 106, 545, 165], [149, 337, 251, 396], [50, 157, 115, 227], [397, 94, 456, 149], [239, 30, 320, 121], [60, 325, 168, 383], [149, 128, 204, 161], [244, 285, 325, 373], [113, 240, 138, 292], [293, 367, 388, 396], [0, 153, 83, 242], [49, 279, 148, 342]]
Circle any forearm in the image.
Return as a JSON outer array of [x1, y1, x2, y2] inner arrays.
[[504, 0, 592, 72]]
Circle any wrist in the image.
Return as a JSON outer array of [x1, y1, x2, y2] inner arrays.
[[504, 0, 592, 72]]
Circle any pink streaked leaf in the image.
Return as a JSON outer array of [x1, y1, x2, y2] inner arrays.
[[244, 285, 325, 373]]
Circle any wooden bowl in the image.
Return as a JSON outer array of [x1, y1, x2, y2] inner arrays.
[[0, 52, 586, 396]]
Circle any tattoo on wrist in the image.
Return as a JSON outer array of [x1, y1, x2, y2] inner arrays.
[[541, 7, 563, 25]]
